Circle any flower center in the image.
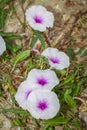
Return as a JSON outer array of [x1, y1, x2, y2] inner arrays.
[[25, 90, 32, 99], [34, 15, 43, 24], [50, 57, 60, 64], [37, 77, 48, 86], [37, 101, 48, 111]]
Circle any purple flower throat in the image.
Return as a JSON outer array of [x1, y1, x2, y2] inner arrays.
[[34, 15, 43, 24], [37, 77, 48, 86], [37, 101, 48, 111], [50, 57, 60, 64]]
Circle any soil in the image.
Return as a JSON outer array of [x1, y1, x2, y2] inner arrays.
[[0, 0, 87, 130]]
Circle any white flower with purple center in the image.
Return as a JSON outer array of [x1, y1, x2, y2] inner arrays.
[[27, 90, 60, 119], [25, 5, 54, 32], [15, 80, 35, 110], [41, 48, 70, 70], [0, 36, 6, 55], [27, 69, 59, 90]]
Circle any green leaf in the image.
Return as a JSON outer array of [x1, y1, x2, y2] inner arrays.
[[30, 35, 38, 48], [0, 32, 22, 41], [43, 125, 49, 130], [0, 0, 10, 7], [0, 32, 21, 38], [71, 118, 81, 130], [81, 50, 87, 57], [59, 72, 75, 87], [66, 47, 75, 60], [64, 89, 76, 109], [0, 108, 29, 115], [72, 83, 82, 96], [0, 32, 22, 53], [44, 117, 69, 126], [33, 30, 46, 49], [0, 8, 9, 29], [12, 119, 23, 126], [6, 43, 21, 54], [11, 50, 30, 65], [38, 33, 46, 49]]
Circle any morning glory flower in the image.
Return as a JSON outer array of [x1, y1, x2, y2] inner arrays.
[[41, 48, 70, 70], [0, 36, 6, 55], [27, 89, 60, 119], [25, 5, 54, 32], [15, 80, 35, 109], [27, 69, 59, 90]]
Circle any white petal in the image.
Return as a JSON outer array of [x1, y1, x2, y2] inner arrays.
[[25, 5, 46, 19], [25, 5, 54, 32], [27, 69, 41, 83], [0, 36, 6, 55], [27, 5, 47, 15], [42, 48, 70, 70], [27, 90, 60, 119], [41, 69, 59, 89], [15, 80, 34, 110], [43, 11, 54, 28], [30, 23, 46, 32], [27, 69, 59, 90], [41, 47, 59, 58], [49, 52, 70, 70]]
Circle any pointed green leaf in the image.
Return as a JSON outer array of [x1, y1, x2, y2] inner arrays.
[[71, 118, 81, 130], [33, 30, 46, 49], [11, 50, 30, 64], [81, 50, 87, 57], [6, 43, 21, 54], [59, 72, 75, 87], [30, 36, 38, 48], [64, 89, 76, 109], [0, 8, 9, 29], [44, 117, 69, 126]]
